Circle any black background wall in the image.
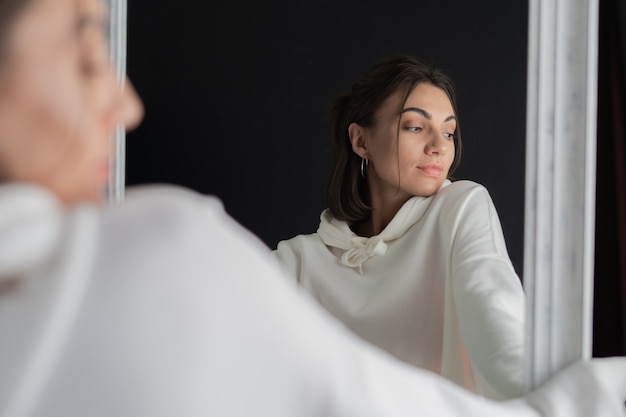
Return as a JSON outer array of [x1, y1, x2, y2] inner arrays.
[[125, 1, 528, 276], [594, 0, 626, 357]]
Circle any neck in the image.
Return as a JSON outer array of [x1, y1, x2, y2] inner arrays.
[[355, 181, 411, 237]]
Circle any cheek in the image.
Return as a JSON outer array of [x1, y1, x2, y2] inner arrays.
[[0, 62, 100, 181], [369, 143, 399, 179], [396, 138, 420, 167], [368, 126, 398, 160], [446, 141, 456, 168], [21, 60, 85, 135]]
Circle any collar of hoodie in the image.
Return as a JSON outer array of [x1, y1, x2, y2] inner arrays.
[[317, 180, 451, 273]]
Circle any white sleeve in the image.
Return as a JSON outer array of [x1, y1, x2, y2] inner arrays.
[[447, 185, 526, 399], [30, 186, 626, 417]]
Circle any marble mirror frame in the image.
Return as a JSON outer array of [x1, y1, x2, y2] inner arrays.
[[524, 0, 598, 390], [107, 0, 600, 394]]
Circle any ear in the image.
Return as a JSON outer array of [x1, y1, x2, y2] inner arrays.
[[348, 122, 368, 159]]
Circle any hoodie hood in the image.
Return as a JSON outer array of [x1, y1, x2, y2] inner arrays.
[[317, 180, 451, 272], [0, 184, 63, 282]]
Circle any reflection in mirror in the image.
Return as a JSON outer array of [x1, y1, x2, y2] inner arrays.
[[126, 0, 528, 398], [272, 55, 525, 399]]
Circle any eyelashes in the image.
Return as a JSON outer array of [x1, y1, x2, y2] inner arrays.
[[79, 42, 110, 77], [80, 61, 100, 76], [404, 126, 456, 139]]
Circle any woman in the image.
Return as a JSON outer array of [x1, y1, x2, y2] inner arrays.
[[274, 55, 525, 400], [0, 0, 625, 416]]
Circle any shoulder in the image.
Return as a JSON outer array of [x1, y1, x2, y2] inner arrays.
[[89, 185, 287, 322], [122, 184, 226, 220], [428, 180, 500, 231], [433, 180, 494, 212], [38, 192, 306, 416], [437, 180, 489, 201], [276, 233, 320, 251], [106, 185, 229, 238], [273, 231, 325, 280], [98, 185, 271, 268], [275, 209, 331, 254], [274, 233, 321, 263]]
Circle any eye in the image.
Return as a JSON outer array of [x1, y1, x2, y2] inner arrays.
[[77, 21, 110, 77], [79, 46, 109, 77], [80, 60, 100, 76], [406, 126, 423, 133], [443, 131, 455, 139]]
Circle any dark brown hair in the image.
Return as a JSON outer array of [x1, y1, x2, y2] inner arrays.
[[0, 0, 33, 187], [0, 0, 33, 65], [327, 55, 463, 224]]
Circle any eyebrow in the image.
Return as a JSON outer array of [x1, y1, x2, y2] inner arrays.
[[401, 107, 457, 122]]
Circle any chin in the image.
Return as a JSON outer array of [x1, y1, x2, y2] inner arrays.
[[408, 182, 444, 198], [407, 189, 436, 198]]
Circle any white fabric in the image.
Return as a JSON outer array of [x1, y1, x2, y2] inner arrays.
[[317, 180, 454, 273], [0, 183, 625, 417], [274, 180, 525, 400]]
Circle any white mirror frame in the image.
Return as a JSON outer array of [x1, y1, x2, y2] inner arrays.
[[524, 0, 599, 390], [106, 0, 127, 204], [107, 0, 601, 394]]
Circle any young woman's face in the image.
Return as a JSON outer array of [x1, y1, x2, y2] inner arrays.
[[360, 83, 456, 200], [0, 0, 143, 204]]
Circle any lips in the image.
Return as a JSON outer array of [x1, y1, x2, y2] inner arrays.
[[418, 163, 443, 177]]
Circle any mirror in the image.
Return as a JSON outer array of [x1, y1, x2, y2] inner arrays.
[[125, 1, 528, 275], [106, 0, 127, 203], [124, 0, 530, 397], [125, 0, 529, 398]]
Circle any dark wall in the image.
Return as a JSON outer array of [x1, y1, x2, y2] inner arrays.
[[593, 0, 626, 357], [126, 1, 528, 276]]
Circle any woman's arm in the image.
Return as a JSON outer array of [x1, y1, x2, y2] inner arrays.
[[444, 182, 526, 399]]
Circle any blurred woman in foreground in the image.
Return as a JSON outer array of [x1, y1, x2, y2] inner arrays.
[[0, 0, 624, 416]]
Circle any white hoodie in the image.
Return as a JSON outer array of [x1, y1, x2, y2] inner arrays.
[[274, 180, 525, 399], [0, 183, 624, 417]]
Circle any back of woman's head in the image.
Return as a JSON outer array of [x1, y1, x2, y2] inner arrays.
[[327, 55, 462, 224]]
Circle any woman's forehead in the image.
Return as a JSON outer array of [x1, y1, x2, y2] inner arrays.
[[8, 0, 105, 52], [374, 84, 454, 122], [404, 85, 453, 114], [22, 0, 104, 25]]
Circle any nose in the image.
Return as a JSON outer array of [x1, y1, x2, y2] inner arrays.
[[105, 72, 144, 132], [425, 131, 449, 156], [116, 79, 144, 132]]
